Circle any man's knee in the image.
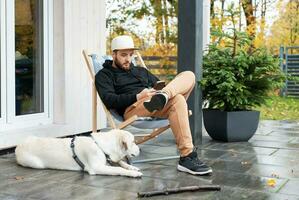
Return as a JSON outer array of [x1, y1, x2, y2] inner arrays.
[[180, 71, 195, 84]]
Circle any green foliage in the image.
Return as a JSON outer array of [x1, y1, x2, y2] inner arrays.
[[256, 96, 299, 121], [201, 30, 287, 111]]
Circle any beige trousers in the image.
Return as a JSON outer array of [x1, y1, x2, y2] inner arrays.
[[124, 71, 195, 156]]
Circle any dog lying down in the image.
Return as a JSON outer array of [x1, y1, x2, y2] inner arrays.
[[15, 129, 142, 177]]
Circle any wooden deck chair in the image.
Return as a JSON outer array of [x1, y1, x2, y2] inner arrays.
[[82, 49, 172, 145]]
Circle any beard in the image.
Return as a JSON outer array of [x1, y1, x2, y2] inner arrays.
[[114, 57, 130, 71]]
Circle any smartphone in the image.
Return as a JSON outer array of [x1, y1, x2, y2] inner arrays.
[[153, 81, 166, 90]]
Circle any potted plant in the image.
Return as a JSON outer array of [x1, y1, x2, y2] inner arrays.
[[201, 7, 286, 142]]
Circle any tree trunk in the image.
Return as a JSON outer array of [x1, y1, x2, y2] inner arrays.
[[260, 0, 266, 39], [210, 0, 215, 20], [241, 0, 256, 38], [220, 0, 225, 31]]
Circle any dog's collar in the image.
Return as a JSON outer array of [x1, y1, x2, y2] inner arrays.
[[70, 137, 85, 170], [91, 135, 114, 165]]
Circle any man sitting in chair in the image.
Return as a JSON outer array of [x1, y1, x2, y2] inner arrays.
[[95, 35, 212, 175]]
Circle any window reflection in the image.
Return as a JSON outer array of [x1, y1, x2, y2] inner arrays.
[[15, 0, 43, 115]]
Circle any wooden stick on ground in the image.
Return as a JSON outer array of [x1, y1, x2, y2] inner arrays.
[[137, 185, 221, 198]]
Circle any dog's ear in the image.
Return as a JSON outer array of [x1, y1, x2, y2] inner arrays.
[[120, 133, 129, 151], [122, 141, 128, 151]]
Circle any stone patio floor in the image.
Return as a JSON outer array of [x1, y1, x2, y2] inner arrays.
[[1, 120, 299, 199]]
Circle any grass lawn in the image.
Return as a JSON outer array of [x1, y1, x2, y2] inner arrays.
[[256, 96, 299, 121]]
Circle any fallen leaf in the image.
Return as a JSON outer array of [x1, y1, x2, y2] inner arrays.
[[14, 176, 24, 180], [271, 173, 280, 179], [267, 179, 276, 187]]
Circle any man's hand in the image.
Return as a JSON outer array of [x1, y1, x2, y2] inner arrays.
[[136, 88, 156, 101]]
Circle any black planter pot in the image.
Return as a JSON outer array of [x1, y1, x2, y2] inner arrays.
[[203, 110, 260, 142]]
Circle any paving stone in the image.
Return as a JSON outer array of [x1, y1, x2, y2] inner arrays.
[[0, 153, 16, 160], [141, 164, 213, 183], [255, 155, 299, 168], [47, 166, 154, 188], [217, 151, 258, 162], [0, 159, 45, 179], [250, 134, 294, 143], [278, 180, 299, 196], [270, 131, 299, 138], [272, 149, 299, 160], [132, 150, 176, 162], [246, 163, 299, 179], [289, 137, 299, 144], [204, 142, 278, 155], [138, 144, 179, 155], [28, 183, 136, 200], [196, 149, 228, 160], [0, 193, 37, 200], [210, 171, 288, 193], [249, 140, 299, 150], [104, 176, 182, 193], [211, 159, 253, 173], [255, 126, 274, 135]]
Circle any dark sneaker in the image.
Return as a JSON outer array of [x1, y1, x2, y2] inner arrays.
[[143, 91, 168, 112], [177, 151, 212, 175]]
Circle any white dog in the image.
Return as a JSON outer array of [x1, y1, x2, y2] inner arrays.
[[15, 129, 142, 177]]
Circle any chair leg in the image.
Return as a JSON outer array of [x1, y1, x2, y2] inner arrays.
[[132, 155, 180, 164], [117, 115, 138, 129], [92, 85, 97, 133], [135, 125, 170, 145]]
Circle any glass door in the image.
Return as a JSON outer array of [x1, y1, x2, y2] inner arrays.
[[1, 0, 52, 130], [15, 0, 44, 116]]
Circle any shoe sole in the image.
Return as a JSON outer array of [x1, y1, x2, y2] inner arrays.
[[177, 164, 213, 175], [143, 95, 165, 112]]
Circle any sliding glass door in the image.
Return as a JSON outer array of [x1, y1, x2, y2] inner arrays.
[[15, 0, 44, 115]]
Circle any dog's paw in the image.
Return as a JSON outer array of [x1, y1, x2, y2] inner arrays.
[[128, 165, 140, 171], [128, 171, 143, 178]]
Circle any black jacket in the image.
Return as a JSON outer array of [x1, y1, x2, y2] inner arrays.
[[95, 60, 159, 116]]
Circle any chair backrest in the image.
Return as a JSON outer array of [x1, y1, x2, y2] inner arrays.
[[82, 50, 118, 130]]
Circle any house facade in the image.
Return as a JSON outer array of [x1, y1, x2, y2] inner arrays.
[[0, 0, 106, 149]]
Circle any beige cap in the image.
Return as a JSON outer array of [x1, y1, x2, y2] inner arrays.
[[111, 35, 139, 51]]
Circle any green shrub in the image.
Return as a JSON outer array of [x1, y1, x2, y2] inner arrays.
[[201, 44, 286, 111], [200, 4, 288, 111]]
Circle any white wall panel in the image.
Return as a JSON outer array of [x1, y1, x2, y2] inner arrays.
[[62, 0, 106, 133]]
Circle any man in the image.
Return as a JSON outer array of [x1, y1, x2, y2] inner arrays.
[[95, 35, 212, 175]]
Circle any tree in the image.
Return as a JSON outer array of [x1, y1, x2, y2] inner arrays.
[[266, 0, 299, 53], [106, 0, 178, 47]]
